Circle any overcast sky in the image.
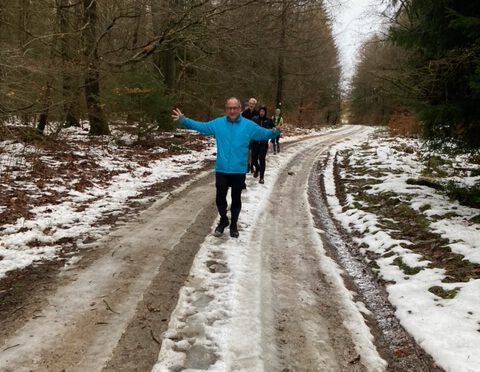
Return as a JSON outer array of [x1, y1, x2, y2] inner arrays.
[[328, 0, 387, 86]]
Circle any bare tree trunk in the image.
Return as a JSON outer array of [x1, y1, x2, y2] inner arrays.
[[19, 0, 31, 125], [131, 1, 142, 48], [275, 1, 288, 108], [161, 45, 176, 91], [37, 1, 62, 134], [36, 81, 52, 133], [0, 3, 6, 120], [83, 0, 109, 135], [150, 0, 178, 92], [59, 0, 79, 127], [18, 0, 30, 50]]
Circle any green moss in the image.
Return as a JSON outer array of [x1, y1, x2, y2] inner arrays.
[[390, 203, 430, 229], [360, 142, 371, 150], [393, 257, 423, 275], [168, 143, 191, 154], [470, 168, 480, 177], [444, 181, 480, 208], [428, 286, 460, 299], [422, 155, 450, 178], [352, 201, 363, 209], [383, 251, 395, 258], [419, 204, 431, 212], [406, 177, 444, 190], [430, 212, 459, 220], [377, 220, 399, 230]]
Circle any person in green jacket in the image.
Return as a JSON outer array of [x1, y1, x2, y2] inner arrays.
[[271, 108, 284, 154]]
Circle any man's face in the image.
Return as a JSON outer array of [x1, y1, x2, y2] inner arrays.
[[248, 100, 256, 110], [225, 99, 241, 121]]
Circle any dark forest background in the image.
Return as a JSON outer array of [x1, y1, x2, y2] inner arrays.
[[1, 0, 479, 151], [349, 0, 480, 151], [0, 0, 341, 136]]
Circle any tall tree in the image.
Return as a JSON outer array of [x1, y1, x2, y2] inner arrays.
[[349, 35, 412, 125], [0, 0, 342, 131], [389, 0, 480, 149], [83, 0, 109, 135], [275, 0, 289, 108], [58, 0, 80, 127]]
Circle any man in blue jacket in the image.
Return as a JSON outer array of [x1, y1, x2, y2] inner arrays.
[[172, 97, 280, 238]]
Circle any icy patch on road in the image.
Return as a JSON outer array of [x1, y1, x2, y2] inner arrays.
[[153, 164, 279, 371]]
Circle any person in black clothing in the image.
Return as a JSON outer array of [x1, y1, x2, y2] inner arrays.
[[241, 98, 259, 174], [251, 106, 274, 184], [241, 98, 259, 120]]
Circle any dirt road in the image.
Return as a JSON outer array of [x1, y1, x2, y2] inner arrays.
[[253, 128, 379, 371], [0, 170, 218, 371], [0, 126, 437, 371]]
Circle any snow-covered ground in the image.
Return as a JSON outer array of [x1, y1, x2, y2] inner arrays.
[[0, 127, 215, 278], [2, 125, 479, 371], [324, 128, 480, 372], [0, 125, 318, 279]]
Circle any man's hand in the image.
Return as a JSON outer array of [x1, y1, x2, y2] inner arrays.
[[172, 108, 185, 122]]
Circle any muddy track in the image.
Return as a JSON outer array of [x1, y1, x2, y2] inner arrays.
[[254, 127, 441, 371], [254, 128, 373, 371], [0, 171, 218, 372]]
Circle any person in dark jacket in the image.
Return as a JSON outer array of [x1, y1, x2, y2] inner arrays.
[[241, 98, 259, 120], [172, 98, 279, 238], [241, 98, 259, 173], [251, 106, 274, 184]]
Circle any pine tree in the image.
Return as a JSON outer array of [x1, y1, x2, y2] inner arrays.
[[390, 0, 480, 150]]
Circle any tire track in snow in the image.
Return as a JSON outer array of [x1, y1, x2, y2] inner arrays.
[[250, 127, 386, 371]]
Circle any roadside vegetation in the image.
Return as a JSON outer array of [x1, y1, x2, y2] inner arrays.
[[334, 129, 480, 296], [335, 131, 480, 298]]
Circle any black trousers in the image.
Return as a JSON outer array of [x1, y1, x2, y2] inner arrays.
[[272, 137, 280, 152], [215, 172, 246, 226], [251, 141, 269, 179]]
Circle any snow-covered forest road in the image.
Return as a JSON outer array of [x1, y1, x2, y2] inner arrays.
[[0, 126, 447, 371]]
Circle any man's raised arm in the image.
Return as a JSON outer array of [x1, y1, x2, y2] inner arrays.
[[171, 108, 216, 136]]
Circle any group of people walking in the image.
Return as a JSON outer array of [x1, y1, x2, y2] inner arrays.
[[241, 98, 283, 184], [171, 97, 283, 238]]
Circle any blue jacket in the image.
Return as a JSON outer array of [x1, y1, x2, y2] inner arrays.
[[178, 115, 279, 174]]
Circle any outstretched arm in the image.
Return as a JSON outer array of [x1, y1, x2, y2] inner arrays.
[[251, 124, 280, 141], [171, 108, 216, 136]]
